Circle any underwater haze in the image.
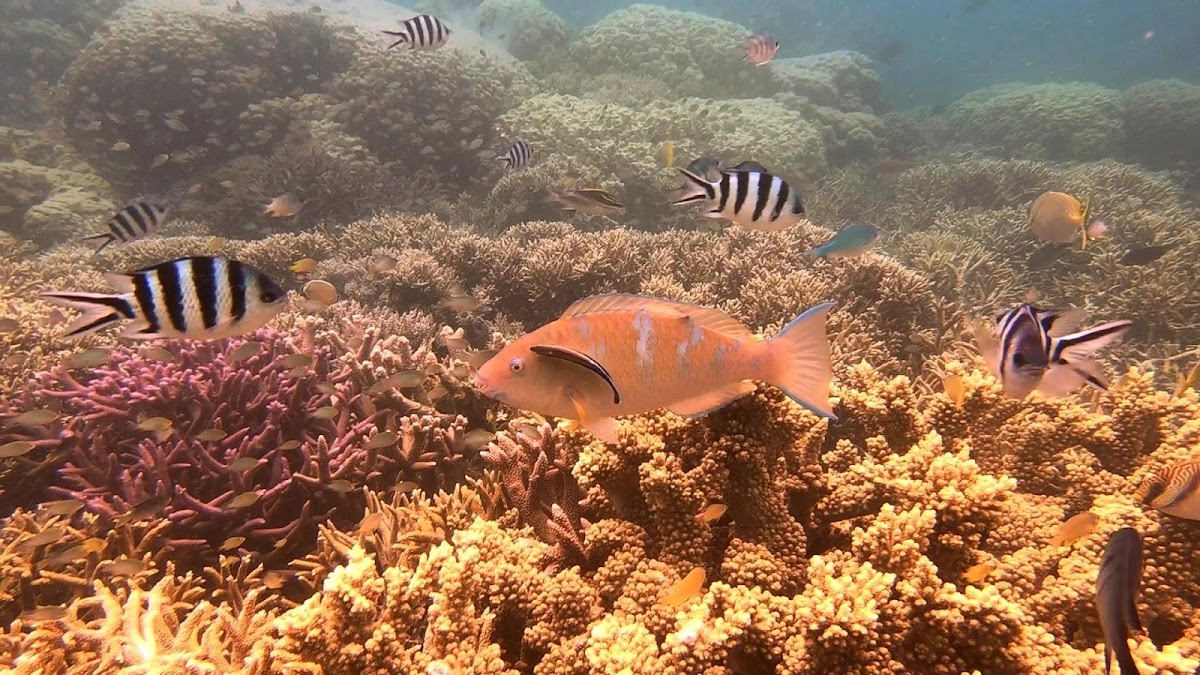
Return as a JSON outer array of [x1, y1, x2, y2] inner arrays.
[[1, 0, 1199, 672]]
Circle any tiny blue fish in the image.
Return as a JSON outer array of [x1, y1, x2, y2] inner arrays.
[[807, 224, 881, 259]]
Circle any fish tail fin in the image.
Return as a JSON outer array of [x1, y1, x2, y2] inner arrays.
[[766, 301, 836, 418], [38, 292, 133, 339], [79, 233, 114, 255], [671, 169, 716, 206]]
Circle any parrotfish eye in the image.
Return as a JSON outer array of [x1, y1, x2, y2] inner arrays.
[[509, 357, 524, 373]]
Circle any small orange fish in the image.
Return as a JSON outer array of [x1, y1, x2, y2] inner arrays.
[[943, 375, 964, 408], [661, 567, 706, 607], [963, 563, 995, 584], [473, 294, 835, 444], [1049, 511, 1099, 547], [290, 258, 318, 274], [265, 193, 303, 218], [696, 503, 727, 523]]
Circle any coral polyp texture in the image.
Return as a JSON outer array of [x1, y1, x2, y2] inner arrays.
[[6, 357, 1199, 672]]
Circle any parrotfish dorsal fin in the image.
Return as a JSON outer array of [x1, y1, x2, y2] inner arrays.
[[530, 344, 621, 403], [559, 294, 752, 338]]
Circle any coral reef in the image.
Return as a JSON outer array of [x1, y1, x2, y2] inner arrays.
[[0, 126, 116, 247], [477, 0, 572, 65], [946, 82, 1126, 160], [1121, 78, 1200, 167], [57, 5, 358, 193]]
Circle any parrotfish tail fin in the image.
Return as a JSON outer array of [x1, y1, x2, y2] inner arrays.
[[38, 292, 134, 339], [80, 233, 115, 256], [671, 169, 716, 206], [767, 301, 836, 419]]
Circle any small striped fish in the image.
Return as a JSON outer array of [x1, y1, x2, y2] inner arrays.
[[383, 14, 451, 51], [672, 169, 806, 232], [497, 140, 531, 171], [40, 256, 287, 340], [743, 33, 779, 66], [82, 201, 169, 255]]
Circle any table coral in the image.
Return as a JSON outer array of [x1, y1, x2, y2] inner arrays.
[[946, 82, 1125, 161]]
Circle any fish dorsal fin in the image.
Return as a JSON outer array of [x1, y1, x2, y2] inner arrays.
[[560, 294, 752, 338], [1036, 308, 1085, 337], [668, 381, 757, 418], [530, 345, 621, 404], [103, 272, 136, 294]]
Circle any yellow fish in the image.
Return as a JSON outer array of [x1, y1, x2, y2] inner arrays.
[[963, 563, 995, 584], [1049, 511, 1099, 547], [696, 503, 727, 523], [472, 294, 835, 443], [661, 567, 706, 607], [943, 374, 964, 408], [1027, 191, 1105, 249], [1136, 458, 1200, 520], [662, 140, 675, 169]]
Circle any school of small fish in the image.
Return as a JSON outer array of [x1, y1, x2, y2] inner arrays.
[[8, 11, 1197, 669]]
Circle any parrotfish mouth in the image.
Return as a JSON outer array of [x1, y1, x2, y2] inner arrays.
[[471, 374, 504, 402]]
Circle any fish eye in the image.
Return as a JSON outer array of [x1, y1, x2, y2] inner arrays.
[[509, 358, 524, 372], [261, 289, 280, 303]]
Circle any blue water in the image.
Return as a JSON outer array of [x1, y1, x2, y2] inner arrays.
[[539, 0, 1200, 108]]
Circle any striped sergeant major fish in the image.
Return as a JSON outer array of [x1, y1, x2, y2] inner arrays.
[[40, 256, 287, 340], [497, 140, 531, 171], [974, 303, 1132, 399], [1095, 527, 1143, 675], [81, 201, 169, 255], [383, 14, 451, 51], [671, 168, 807, 232]]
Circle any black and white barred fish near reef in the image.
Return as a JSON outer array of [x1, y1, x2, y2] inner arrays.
[[672, 169, 807, 232], [497, 140, 532, 171], [81, 201, 169, 255], [383, 14, 451, 51], [39, 257, 287, 340]]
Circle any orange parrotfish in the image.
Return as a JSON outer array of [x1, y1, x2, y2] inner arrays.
[[472, 294, 836, 443]]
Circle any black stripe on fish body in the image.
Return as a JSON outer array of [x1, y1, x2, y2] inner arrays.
[[132, 270, 161, 334], [413, 16, 428, 45], [192, 256, 220, 329], [156, 259, 189, 333], [128, 204, 151, 237], [1048, 320, 1133, 363], [228, 258, 248, 322], [112, 211, 137, 240], [733, 172, 751, 216], [715, 172, 731, 214], [770, 179, 789, 221], [752, 173, 773, 222]]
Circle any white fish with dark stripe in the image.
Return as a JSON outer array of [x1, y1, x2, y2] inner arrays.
[[81, 201, 169, 255], [974, 303, 1132, 399], [383, 14, 451, 51], [497, 140, 531, 171], [39, 256, 287, 340], [671, 168, 807, 232]]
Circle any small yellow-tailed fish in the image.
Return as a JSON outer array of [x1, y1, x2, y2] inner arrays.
[[472, 294, 835, 444]]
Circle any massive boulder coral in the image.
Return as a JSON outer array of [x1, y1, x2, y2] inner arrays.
[[477, 0, 571, 64], [57, 5, 357, 193], [1120, 78, 1200, 167], [566, 4, 781, 100], [0, 127, 116, 247], [771, 50, 885, 113], [946, 82, 1126, 160], [0, 0, 127, 127]]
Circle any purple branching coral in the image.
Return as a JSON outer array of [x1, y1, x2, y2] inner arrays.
[[0, 318, 493, 569]]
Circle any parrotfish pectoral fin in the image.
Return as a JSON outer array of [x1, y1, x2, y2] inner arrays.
[[531, 344, 621, 403], [568, 390, 619, 444], [38, 292, 132, 339], [667, 381, 757, 418], [767, 301, 836, 419], [671, 169, 715, 206]]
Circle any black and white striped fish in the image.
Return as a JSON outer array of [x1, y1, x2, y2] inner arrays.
[[671, 168, 806, 232], [81, 201, 169, 255], [40, 256, 287, 340], [497, 140, 531, 171], [974, 303, 1132, 399], [383, 14, 451, 51]]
